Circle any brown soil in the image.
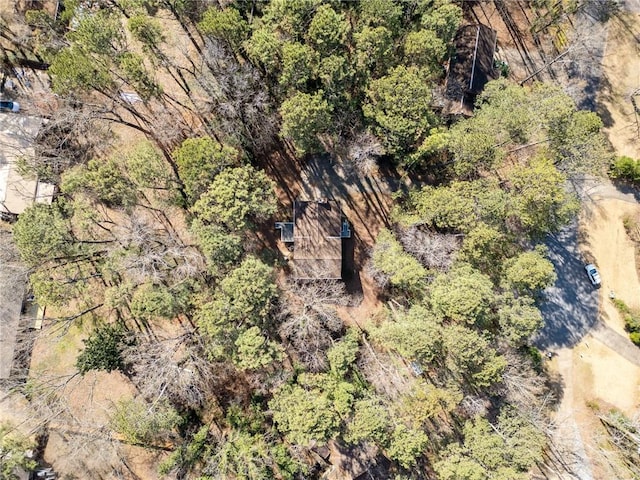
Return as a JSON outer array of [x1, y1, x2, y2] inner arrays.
[[26, 323, 161, 477], [470, 1, 574, 84], [598, 14, 640, 159]]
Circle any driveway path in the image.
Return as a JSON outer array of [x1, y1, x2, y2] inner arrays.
[[535, 179, 639, 352], [535, 180, 639, 479], [534, 219, 600, 350], [590, 322, 640, 366]]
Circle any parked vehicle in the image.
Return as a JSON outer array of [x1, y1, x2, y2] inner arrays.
[[585, 264, 601, 286], [0, 101, 20, 112]]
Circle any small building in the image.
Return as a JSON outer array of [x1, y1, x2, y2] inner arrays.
[[0, 113, 54, 219], [276, 199, 350, 280], [444, 24, 498, 116]]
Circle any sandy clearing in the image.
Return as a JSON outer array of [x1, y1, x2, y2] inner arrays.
[[598, 13, 640, 159], [582, 198, 640, 335], [548, 335, 640, 480], [548, 347, 595, 480], [573, 336, 640, 414]]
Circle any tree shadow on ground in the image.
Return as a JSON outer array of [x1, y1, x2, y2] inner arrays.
[[611, 179, 640, 202], [594, 73, 615, 128], [534, 221, 600, 350]]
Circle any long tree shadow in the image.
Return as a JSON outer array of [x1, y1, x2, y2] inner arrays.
[[611, 179, 640, 202], [341, 232, 365, 301], [534, 221, 600, 350]]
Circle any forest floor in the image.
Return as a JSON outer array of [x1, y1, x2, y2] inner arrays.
[[541, 8, 640, 479]]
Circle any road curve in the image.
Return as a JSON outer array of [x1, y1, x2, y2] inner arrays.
[[535, 180, 639, 351], [534, 219, 600, 350]]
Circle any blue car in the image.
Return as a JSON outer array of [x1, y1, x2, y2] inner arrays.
[[0, 101, 20, 112]]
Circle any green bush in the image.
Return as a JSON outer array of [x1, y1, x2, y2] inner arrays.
[[613, 298, 631, 314], [612, 299, 640, 345], [610, 156, 640, 184], [626, 313, 640, 334], [629, 332, 640, 346]]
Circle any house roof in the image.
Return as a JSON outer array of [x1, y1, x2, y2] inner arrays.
[[293, 200, 342, 280], [444, 24, 498, 115], [0, 113, 54, 215]]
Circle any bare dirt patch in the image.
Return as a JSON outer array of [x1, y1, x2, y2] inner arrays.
[[575, 337, 640, 414], [598, 13, 640, 159], [25, 321, 164, 478], [581, 198, 640, 334], [548, 337, 640, 479]]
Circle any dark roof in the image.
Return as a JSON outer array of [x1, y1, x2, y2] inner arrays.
[[293, 200, 342, 280], [444, 24, 498, 114]]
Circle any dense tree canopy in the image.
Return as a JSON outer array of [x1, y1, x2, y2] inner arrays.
[[196, 257, 277, 359], [62, 159, 137, 208], [363, 66, 436, 154], [503, 247, 557, 294], [435, 411, 545, 479], [76, 324, 127, 375], [198, 7, 249, 51], [371, 305, 442, 363], [370, 229, 427, 294], [191, 165, 277, 231], [430, 264, 495, 326], [6, 1, 618, 477], [269, 381, 341, 445], [13, 203, 74, 267], [279, 91, 333, 154], [172, 136, 240, 203]]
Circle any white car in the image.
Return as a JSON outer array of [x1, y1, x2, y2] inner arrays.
[[585, 264, 601, 286]]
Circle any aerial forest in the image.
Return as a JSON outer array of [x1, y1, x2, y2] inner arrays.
[[0, 0, 616, 478]]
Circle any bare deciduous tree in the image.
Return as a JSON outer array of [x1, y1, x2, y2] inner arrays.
[[109, 210, 204, 285], [496, 349, 550, 413], [122, 332, 220, 410], [199, 37, 279, 154], [346, 131, 385, 176], [278, 281, 348, 372], [357, 336, 412, 399], [459, 395, 490, 418], [27, 105, 112, 181], [398, 226, 460, 271]]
